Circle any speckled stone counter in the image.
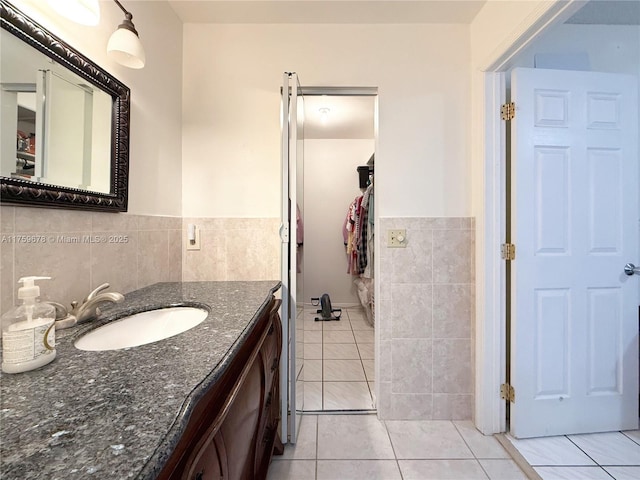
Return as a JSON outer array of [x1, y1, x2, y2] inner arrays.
[[0, 281, 281, 480]]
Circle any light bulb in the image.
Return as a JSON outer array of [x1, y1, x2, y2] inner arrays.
[[319, 107, 330, 124], [48, 0, 100, 26]]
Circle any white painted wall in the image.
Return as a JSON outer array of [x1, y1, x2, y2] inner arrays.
[[181, 23, 471, 219], [9, 0, 184, 216], [302, 139, 374, 305]]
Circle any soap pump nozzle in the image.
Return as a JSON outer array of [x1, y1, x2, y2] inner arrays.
[[18, 276, 51, 321]]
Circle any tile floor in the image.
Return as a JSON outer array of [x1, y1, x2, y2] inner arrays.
[[267, 413, 527, 480], [301, 306, 375, 411], [507, 429, 640, 479]]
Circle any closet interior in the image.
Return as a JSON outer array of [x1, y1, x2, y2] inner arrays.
[[299, 91, 376, 411]]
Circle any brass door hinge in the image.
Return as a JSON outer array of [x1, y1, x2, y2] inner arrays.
[[501, 383, 515, 403], [501, 243, 516, 261], [501, 102, 515, 121]]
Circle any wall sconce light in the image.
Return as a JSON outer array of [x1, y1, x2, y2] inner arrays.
[[107, 0, 145, 69], [48, 0, 100, 26]]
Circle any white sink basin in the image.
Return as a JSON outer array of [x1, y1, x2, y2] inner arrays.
[[74, 306, 209, 351]]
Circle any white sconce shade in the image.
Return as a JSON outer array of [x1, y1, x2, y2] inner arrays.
[[48, 0, 100, 26], [107, 22, 146, 69]]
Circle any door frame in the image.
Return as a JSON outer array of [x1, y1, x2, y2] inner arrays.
[[297, 85, 379, 416], [476, 0, 588, 435], [281, 82, 380, 441]]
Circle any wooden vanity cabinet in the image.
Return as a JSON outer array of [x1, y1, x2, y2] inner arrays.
[[158, 297, 283, 480]]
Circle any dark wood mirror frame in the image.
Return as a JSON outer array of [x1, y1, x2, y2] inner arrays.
[[0, 0, 130, 212]]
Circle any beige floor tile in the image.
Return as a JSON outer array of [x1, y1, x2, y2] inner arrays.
[[323, 330, 356, 343], [351, 320, 374, 330], [303, 330, 323, 343], [321, 319, 352, 330], [398, 459, 487, 479], [303, 308, 320, 319], [362, 359, 375, 381], [267, 460, 316, 480], [454, 421, 510, 459], [323, 359, 367, 381], [358, 343, 375, 359], [304, 343, 322, 360], [479, 459, 527, 480], [323, 343, 360, 359], [304, 360, 323, 381], [317, 414, 395, 459], [303, 382, 323, 411], [281, 415, 318, 460], [354, 329, 375, 343], [303, 318, 323, 331], [317, 460, 402, 480], [323, 382, 374, 410], [386, 420, 473, 459], [346, 308, 367, 322]]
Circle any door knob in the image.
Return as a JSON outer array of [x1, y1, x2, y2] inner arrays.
[[624, 263, 640, 276]]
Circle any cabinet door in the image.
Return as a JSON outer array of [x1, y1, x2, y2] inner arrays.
[[187, 433, 227, 480], [219, 353, 264, 480]]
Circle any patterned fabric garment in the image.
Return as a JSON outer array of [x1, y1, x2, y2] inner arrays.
[[355, 200, 368, 275]]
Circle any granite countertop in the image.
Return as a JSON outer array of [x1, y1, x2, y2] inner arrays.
[[0, 281, 281, 480]]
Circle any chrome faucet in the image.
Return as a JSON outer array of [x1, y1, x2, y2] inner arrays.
[[70, 283, 124, 325]]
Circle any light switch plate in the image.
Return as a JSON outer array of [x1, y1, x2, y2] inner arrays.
[[387, 229, 406, 248], [186, 226, 201, 251]]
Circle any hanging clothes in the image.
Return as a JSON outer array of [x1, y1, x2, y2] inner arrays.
[[296, 204, 304, 273], [362, 181, 374, 279], [342, 166, 374, 326]]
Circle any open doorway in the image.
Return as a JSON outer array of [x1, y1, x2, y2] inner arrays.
[[478, 1, 640, 475], [298, 88, 377, 412]]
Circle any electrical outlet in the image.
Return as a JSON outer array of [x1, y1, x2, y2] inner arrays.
[[387, 229, 407, 248]]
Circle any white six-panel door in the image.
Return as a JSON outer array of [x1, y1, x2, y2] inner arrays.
[[511, 67, 639, 438]]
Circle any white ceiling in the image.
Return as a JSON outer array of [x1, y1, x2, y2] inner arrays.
[[303, 95, 375, 139], [167, 0, 486, 24]]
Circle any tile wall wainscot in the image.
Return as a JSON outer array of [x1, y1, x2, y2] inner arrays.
[[378, 217, 475, 421], [0, 206, 182, 310], [182, 218, 281, 281]]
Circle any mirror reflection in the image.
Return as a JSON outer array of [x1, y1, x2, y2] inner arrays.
[[1, 27, 112, 193]]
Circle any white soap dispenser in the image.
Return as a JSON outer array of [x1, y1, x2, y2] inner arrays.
[[1, 276, 56, 374]]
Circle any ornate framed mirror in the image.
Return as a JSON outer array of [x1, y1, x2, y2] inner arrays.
[[1, 0, 130, 212]]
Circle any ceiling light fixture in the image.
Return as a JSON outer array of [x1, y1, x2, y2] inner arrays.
[[48, 0, 100, 26], [319, 107, 330, 124], [107, 0, 145, 69]]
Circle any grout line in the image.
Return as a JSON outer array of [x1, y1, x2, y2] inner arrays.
[[452, 422, 478, 460], [452, 422, 491, 479], [593, 466, 617, 480], [621, 431, 640, 447], [565, 435, 605, 468], [382, 418, 404, 479]]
